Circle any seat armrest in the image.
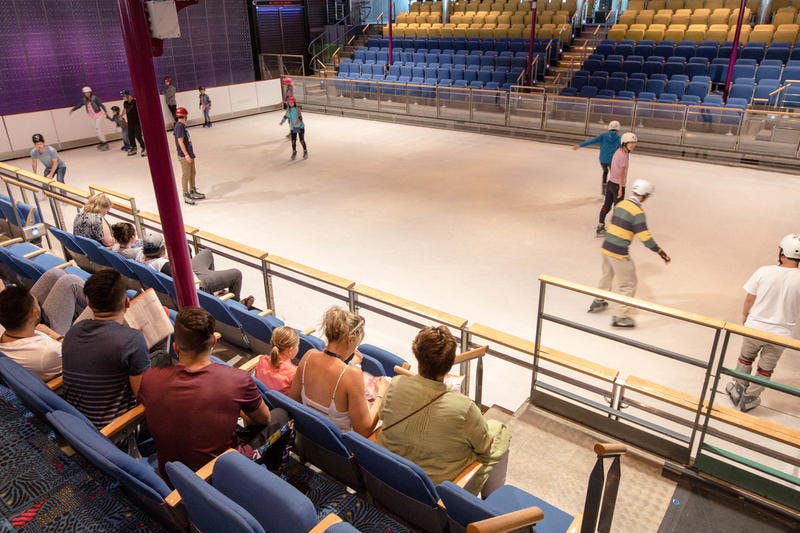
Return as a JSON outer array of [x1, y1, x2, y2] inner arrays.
[[24, 249, 47, 259], [301, 327, 316, 335], [258, 309, 273, 316], [100, 404, 146, 440], [308, 513, 343, 532], [452, 460, 482, 488], [454, 345, 488, 364], [164, 449, 239, 507], [393, 365, 414, 376], [567, 512, 583, 533], [594, 442, 627, 457], [0, 238, 23, 247], [239, 357, 260, 373], [466, 507, 545, 533], [218, 292, 235, 301], [54, 260, 76, 270], [46, 375, 63, 391]]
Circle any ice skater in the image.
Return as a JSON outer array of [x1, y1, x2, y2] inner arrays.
[[573, 121, 621, 196], [120, 90, 146, 157], [173, 107, 206, 205], [69, 86, 110, 150], [280, 97, 307, 160], [596, 132, 637, 237], [587, 179, 671, 328], [164, 76, 177, 121], [108, 106, 131, 152], [30, 134, 67, 183], [726, 234, 800, 412], [198, 86, 212, 127]]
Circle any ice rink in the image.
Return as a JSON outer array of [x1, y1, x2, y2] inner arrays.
[[12, 110, 800, 428]]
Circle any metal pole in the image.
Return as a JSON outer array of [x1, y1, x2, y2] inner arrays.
[[723, 0, 748, 103], [116, 0, 199, 308], [388, 0, 394, 67], [527, 1, 539, 85]]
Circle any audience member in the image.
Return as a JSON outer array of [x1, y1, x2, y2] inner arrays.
[[138, 307, 290, 480], [0, 286, 63, 380], [378, 326, 511, 496], [61, 270, 150, 429], [254, 326, 299, 395], [73, 193, 115, 247], [111, 222, 141, 259], [28, 269, 87, 335], [137, 233, 253, 306], [288, 307, 386, 436]]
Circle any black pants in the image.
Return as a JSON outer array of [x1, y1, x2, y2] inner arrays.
[[600, 163, 610, 185], [128, 119, 145, 150], [599, 182, 625, 224], [168, 104, 177, 121], [290, 128, 306, 152]]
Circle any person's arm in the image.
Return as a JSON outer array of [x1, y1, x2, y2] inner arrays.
[[47, 157, 59, 179], [742, 292, 757, 324], [631, 212, 670, 263], [618, 161, 628, 198], [242, 398, 272, 426], [69, 101, 82, 113], [97, 97, 108, 116], [177, 136, 193, 163], [346, 367, 380, 436], [127, 333, 151, 396], [574, 134, 602, 150], [129, 373, 144, 395], [35, 323, 63, 341], [100, 218, 115, 247], [31, 157, 38, 174], [287, 357, 304, 401]]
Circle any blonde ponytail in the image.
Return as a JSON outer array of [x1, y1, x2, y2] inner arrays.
[[270, 326, 299, 367]]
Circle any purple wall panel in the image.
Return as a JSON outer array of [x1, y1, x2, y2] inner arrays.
[[0, 0, 254, 116]]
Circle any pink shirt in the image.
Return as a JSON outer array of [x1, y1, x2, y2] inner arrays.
[[254, 356, 297, 395], [86, 102, 104, 120], [609, 148, 629, 185]]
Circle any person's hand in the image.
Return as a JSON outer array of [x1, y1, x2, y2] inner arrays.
[[658, 249, 671, 264], [350, 349, 364, 366], [185, 155, 193, 163], [617, 188, 623, 199]]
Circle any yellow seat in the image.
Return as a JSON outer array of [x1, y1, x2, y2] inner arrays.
[[666, 0, 684, 11], [685, 0, 703, 10], [705, 0, 724, 8], [649, 0, 667, 10], [723, 0, 740, 8], [705, 24, 729, 43], [671, 9, 691, 25], [750, 24, 776, 44], [664, 27, 686, 41], [628, 0, 646, 10], [538, 11, 553, 24], [728, 8, 751, 25], [607, 27, 627, 41], [510, 13, 524, 24], [518, 2, 531, 12], [553, 13, 569, 25], [653, 9, 673, 25], [507, 24, 524, 37], [728, 25, 751, 42], [690, 8, 710, 25], [618, 10, 638, 26], [473, 13, 486, 24], [709, 8, 731, 25], [485, 14, 499, 24], [465, 2, 478, 12], [409, 2, 421, 13], [626, 28, 646, 41], [498, 13, 511, 25], [524, 12, 534, 24], [685, 24, 707, 43], [644, 24, 666, 41], [773, 9, 798, 26], [441, 24, 455, 37], [450, 13, 465, 24], [774, 25, 799, 44], [479, 25, 496, 37], [636, 9, 655, 25]]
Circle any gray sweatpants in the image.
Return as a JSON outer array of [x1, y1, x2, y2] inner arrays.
[[192, 248, 243, 301], [29, 269, 86, 335], [735, 336, 786, 397], [598, 253, 637, 317]]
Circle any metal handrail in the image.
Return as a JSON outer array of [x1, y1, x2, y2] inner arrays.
[[309, 12, 373, 73], [308, 13, 351, 56]]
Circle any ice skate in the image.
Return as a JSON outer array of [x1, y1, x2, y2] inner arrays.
[[291, 150, 297, 160], [587, 299, 608, 313], [595, 224, 606, 237], [189, 188, 206, 200], [98, 142, 110, 151], [140, 149, 147, 157], [303, 150, 308, 159], [739, 394, 761, 413], [611, 316, 636, 328], [183, 193, 196, 205], [725, 382, 744, 406], [127, 148, 137, 156]]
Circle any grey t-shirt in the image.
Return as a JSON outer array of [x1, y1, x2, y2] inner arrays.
[[30, 146, 64, 169], [165, 85, 177, 105]]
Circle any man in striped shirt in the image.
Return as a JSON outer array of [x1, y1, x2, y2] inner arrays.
[[588, 179, 671, 328]]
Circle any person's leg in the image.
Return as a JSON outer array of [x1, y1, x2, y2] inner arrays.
[[600, 163, 610, 194], [134, 121, 145, 152], [190, 160, 197, 191], [614, 186, 626, 204], [56, 165, 66, 183], [190, 248, 214, 273], [290, 131, 298, 153], [168, 105, 177, 121], [244, 407, 292, 469], [199, 269, 242, 300], [30, 268, 65, 303], [599, 182, 618, 226], [743, 342, 785, 397], [127, 122, 139, 154], [203, 108, 211, 126], [612, 255, 637, 318], [299, 128, 307, 151], [41, 273, 86, 335], [480, 448, 510, 498], [589, 253, 614, 312], [121, 128, 131, 150], [179, 158, 191, 194], [93, 116, 107, 143]]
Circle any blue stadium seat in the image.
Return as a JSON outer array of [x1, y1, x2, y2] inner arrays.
[[756, 64, 782, 82], [589, 74, 608, 91], [753, 80, 781, 106], [654, 42, 675, 58], [607, 76, 627, 93], [643, 57, 665, 76], [729, 82, 754, 103], [680, 94, 701, 105], [570, 74, 588, 89], [560, 87, 578, 96], [579, 85, 599, 98], [765, 44, 790, 63], [626, 77, 646, 94], [664, 57, 686, 77], [695, 46, 718, 61], [597, 41, 616, 56], [740, 43, 765, 62], [634, 43, 654, 58], [686, 58, 709, 78], [732, 62, 756, 81], [674, 45, 695, 60], [637, 91, 656, 101], [665, 79, 688, 96], [687, 81, 710, 99], [617, 90, 636, 99], [616, 43, 634, 57], [623, 55, 644, 74]]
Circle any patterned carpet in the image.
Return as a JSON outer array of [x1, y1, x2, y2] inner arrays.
[[0, 386, 166, 533]]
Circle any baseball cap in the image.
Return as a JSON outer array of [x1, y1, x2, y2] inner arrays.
[[142, 233, 165, 258]]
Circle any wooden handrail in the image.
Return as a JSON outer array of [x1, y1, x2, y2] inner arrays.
[[723, 322, 800, 352], [239, 357, 261, 373], [46, 375, 63, 391], [100, 404, 146, 440], [466, 507, 545, 533], [195, 229, 268, 260], [89, 184, 134, 202], [0, 238, 23, 247], [268, 254, 355, 289], [46, 182, 91, 198], [0, 162, 21, 173], [539, 274, 725, 329], [137, 210, 199, 235], [54, 260, 76, 270], [13, 169, 55, 186], [164, 449, 238, 507], [354, 284, 468, 329], [1, 175, 46, 194], [45, 190, 84, 208], [469, 323, 619, 383], [453, 345, 488, 364], [23, 249, 47, 259]]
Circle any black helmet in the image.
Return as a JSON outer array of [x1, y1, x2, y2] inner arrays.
[[32, 133, 44, 143], [198, 86, 205, 91], [120, 89, 131, 97], [110, 105, 120, 112]]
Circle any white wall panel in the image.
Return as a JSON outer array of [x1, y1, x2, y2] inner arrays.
[[229, 82, 258, 113]]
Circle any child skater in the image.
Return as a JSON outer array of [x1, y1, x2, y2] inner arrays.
[[279, 97, 307, 160], [198, 86, 212, 127]]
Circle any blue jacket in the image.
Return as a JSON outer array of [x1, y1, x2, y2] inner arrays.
[[281, 107, 304, 132], [579, 131, 621, 164]]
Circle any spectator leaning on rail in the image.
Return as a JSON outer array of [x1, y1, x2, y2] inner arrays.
[[726, 234, 800, 413], [573, 120, 621, 196], [138, 307, 291, 481], [30, 134, 67, 183], [288, 306, 388, 436], [69, 86, 110, 150], [587, 179, 671, 329], [378, 326, 511, 496]]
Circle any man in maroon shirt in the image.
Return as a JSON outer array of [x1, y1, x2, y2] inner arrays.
[[138, 307, 289, 480]]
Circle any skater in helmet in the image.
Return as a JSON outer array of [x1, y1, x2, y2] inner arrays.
[[587, 179, 671, 328], [573, 120, 622, 196], [280, 97, 307, 160], [173, 107, 206, 205], [163, 77, 177, 121], [30, 134, 67, 183], [69, 86, 110, 150], [726, 234, 800, 412], [596, 132, 637, 237]]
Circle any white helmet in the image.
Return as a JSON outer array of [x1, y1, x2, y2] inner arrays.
[[608, 120, 621, 131], [621, 132, 638, 144], [631, 179, 654, 196], [780, 234, 800, 259], [82, 86, 92, 93]]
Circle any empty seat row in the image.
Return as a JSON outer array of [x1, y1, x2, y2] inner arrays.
[[349, 55, 534, 70], [571, 71, 712, 98], [366, 36, 554, 53], [449, 12, 569, 25], [451, 0, 577, 15], [581, 56, 794, 81], [384, 22, 570, 40], [594, 39, 800, 62], [625, 0, 758, 11], [618, 7, 752, 27]]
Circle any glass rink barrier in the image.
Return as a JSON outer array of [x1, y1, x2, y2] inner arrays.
[[293, 76, 800, 164]]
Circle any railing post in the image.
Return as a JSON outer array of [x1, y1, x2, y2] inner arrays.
[[469, 89, 474, 121], [530, 279, 547, 401], [348, 287, 357, 313], [261, 258, 276, 313], [688, 328, 722, 463], [693, 330, 733, 466], [679, 105, 690, 146], [460, 328, 473, 400], [584, 98, 591, 135]]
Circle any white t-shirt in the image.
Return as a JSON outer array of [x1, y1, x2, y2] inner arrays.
[[743, 265, 800, 338], [0, 331, 63, 380]]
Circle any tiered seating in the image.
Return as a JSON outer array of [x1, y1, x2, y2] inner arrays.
[[339, 37, 555, 90]]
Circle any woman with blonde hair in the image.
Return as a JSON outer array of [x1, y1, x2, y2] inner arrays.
[[254, 326, 299, 395], [288, 306, 387, 436], [73, 193, 114, 247]]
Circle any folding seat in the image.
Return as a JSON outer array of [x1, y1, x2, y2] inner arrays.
[[354, 48, 367, 62], [589, 72, 608, 90], [684, 0, 703, 9], [636, 10, 655, 25], [674, 44, 695, 59], [709, 8, 731, 25], [643, 56, 665, 75], [637, 91, 656, 101], [616, 42, 635, 57], [583, 57, 603, 72], [672, 9, 691, 25], [740, 43, 766, 61], [732, 61, 756, 80], [727, 25, 751, 44], [773, 8, 798, 27], [695, 44, 718, 60], [617, 90, 636, 100], [626, 25, 646, 42], [665, 78, 688, 96], [560, 86, 578, 96], [781, 65, 800, 82], [480, 55, 496, 67], [608, 75, 628, 93], [749, 24, 775, 44], [685, 24, 707, 43], [603, 58, 623, 74], [665, 56, 687, 76], [607, 53, 625, 63], [439, 52, 454, 65], [690, 8, 710, 25], [624, 55, 645, 74], [619, 10, 638, 26], [646, 78, 667, 95], [717, 43, 736, 59], [635, 42, 655, 57], [579, 85, 599, 97], [766, 43, 791, 62], [729, 81, 754, 102], [651, 72, 669, 81], [774, 24, 800, 45], [597, 40, 617, 56], [654, 9, 673, 25], [665, 0, 683, 9], [671, 73, 690, 82], [608, 24, 628, 41], [756, 64, 783, 82], [705, 0, 724, 9], [626, 76, 646, 94], [464, 68, 478, 82], [664, 25, 686, 41], [680, 94, 702, 105], [752, 80, 781, 105], [654, 41, 675, 58], [571, 72, 589, 89], [687, 57, 710, 77], [477, 69, 492, 84], [703, 94, 723, 106]]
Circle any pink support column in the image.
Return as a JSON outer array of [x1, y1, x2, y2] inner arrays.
[[388, 0, 394, 66], [116, 0, 199, 308], [723, 0, 748, 103], [527, 0, 539, 84]]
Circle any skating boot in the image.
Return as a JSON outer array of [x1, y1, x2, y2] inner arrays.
[[183, 193, 196, 205], [587, 299, 608, 313], [611, 316, 636, 328], [189, 188, 206, 200], [140, 149, 147, 157], [127, 148, 137, 156], [596, 224, 606, 237], [291, 150, 297, 160], [98, 142, 110, 151], [725, 381, 743, 406], [739, 394, 761, 413], [303, 150, 308, 159]]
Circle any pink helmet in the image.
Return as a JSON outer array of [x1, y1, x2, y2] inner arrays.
[[286, 96, 296, 104], [282, 77, 293, 86]]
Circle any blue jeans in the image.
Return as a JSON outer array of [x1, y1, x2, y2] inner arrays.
[[44, 165, 66, 183], [202, 107, 211, 124]]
